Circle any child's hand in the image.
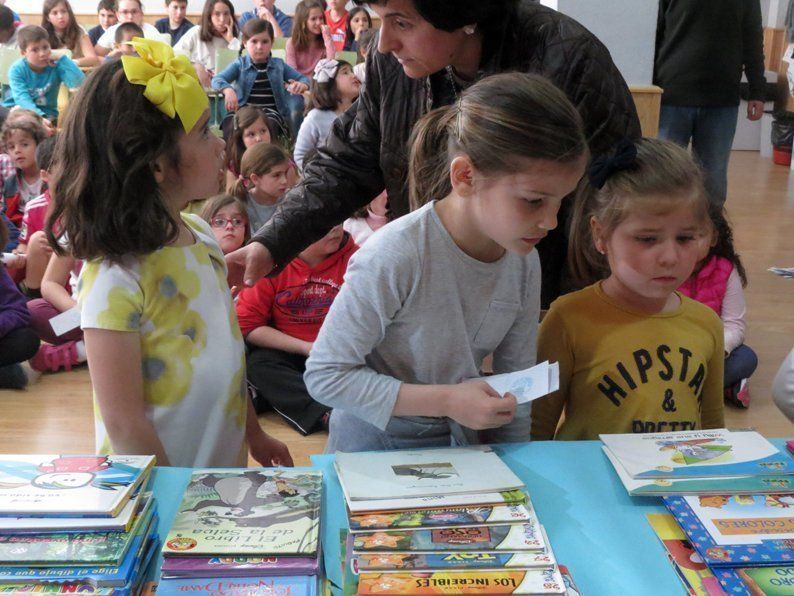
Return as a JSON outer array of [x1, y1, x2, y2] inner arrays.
[[1, 252, 25, 269], [285, 80, 308, 95], [223, 87, 239, 112], [321, 24, 331, 37], [257, 5, 273, 20], [249, 432, 294, 467], [446, 381, 516, 430]]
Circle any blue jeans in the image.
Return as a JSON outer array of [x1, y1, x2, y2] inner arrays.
[[658, 105, 739, 206], [724, 344, 758, 387], [325, 409, 456, 453]]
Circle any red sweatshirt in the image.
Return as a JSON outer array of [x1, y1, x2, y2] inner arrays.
[[236, 236, 358, 341]]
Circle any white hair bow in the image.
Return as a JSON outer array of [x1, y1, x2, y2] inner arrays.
[[313, 59, 339, 83]]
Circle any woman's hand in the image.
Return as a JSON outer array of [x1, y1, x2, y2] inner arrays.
[[226, 241, 275, 288], [223, 87, 239, 112]]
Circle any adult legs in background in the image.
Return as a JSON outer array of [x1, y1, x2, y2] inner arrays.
[[691, 106, 739, 206]]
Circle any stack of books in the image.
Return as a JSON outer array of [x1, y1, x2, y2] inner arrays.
[[157, 469, 323, 595], [0, 455, 158, 595], [601, 429, 794, 595], [335, 446, 575, 595]]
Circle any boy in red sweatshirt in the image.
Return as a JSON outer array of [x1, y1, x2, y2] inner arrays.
[[236, 225, 357, 434]]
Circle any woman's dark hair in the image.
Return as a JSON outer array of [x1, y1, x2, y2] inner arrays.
[[309, 60, 352, 111], [344, 6, 371, 50], [408, 72, 587, 211], [291, 0, 325, 51], [353, 0, 515, 32], [241, 17, 273, 45], [225, 106, 282, 176], [42, 0, 82, 52], [47, 59, 184, 261], [707, 203, 747, 286], [199, 0, 238, 43]]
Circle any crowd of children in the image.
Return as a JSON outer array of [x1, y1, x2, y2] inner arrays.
[[0, 1, 789, 470]]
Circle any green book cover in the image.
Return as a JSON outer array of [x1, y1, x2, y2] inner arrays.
[[163, 469, 322, 557]]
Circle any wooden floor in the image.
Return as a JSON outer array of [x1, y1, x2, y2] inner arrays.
[[1, 151, 791, 466]]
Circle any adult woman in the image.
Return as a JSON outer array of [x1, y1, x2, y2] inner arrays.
[[174, 0, 240, 88], [229, 0, 641, 305], [41, 0, 100, 68]]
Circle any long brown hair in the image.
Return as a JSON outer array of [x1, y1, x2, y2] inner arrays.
[[291, 0, 325, 52], [199, 0, 238, 43], [47, 60, 184, 261], [42, 0, 82, 52], [228, 143, 291, 200], [408, 72, 587, 211], [225, 106, 282, 176]]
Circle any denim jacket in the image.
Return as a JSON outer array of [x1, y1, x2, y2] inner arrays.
[[211, 54, 309, 120]]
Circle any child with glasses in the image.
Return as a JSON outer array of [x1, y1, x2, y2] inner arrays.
[[200, 194, 250, 255]]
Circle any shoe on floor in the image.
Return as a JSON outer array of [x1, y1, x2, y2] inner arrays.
[[30, 341, 81, 373], [734, 378, 751, 408]]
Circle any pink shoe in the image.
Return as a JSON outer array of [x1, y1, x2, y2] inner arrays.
[[735, 378, 751, 408], [31, 342, 80, 373]]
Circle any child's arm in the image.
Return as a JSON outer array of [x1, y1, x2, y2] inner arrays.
[[41, 253, 77, 312], [83, 328, 171, 465], [56, 56, 86, 89], [76, 34, 100, 68], [282, 61, 310, 88], [293, 112, 320, 170], [285, 38, 298, 70], [8, 65, 45, 116], [530, 308, 573, 440], [245, 399, 293, 466], [721, 268, 746, 354], [247, 326, 312, 356], [321, 24, 335, 60], [772, 347, 794, 422], [211, 60, 240, 111], [700, 314, 725, 429]]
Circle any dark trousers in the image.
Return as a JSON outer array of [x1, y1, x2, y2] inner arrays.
[[0, 326, 39, 388], [246, 346, 330, 435], [724, 344, 758, 388]]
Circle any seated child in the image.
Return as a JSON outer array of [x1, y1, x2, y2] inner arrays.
[[343, 6, 372, 52], [293, 58, 360, 170], [0, 217, 39, 389], [6, 136, 56, 297], [225, 105, 281, 187], [200, 194, 250, 255], [343, 189, 389, 245], [1, 115, 47, 229], [0, 5, 18, 51], [678, 205, 756, 408], [154, 0, 194, 46], [352, 28, 375, 84], [105, 22, 143, 60], [324, 0, 348, 51], [88, 0, 118, 47], [229, 142, 292, 234], [236, 224, 357, 434], [212, 19, 309, 139], [531, 138, 724, 441], [3, 26, 85, 125]]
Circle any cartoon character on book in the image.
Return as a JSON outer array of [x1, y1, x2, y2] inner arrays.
[[656, 438, 732, 465], [0, 456, 139, 491]]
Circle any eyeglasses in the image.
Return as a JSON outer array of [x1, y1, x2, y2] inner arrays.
[[211, 217, 246, 229]]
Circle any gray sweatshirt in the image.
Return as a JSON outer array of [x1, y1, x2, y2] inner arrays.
[[304, 202, 540, 445]]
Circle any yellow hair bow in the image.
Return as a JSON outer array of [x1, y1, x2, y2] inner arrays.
[[121, 37, 208, 133]]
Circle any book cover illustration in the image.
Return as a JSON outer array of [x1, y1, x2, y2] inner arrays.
[[664, 495, 794, 567], [352, 523, 545, 554], [0, 497, 155, 566], [160, 555, 319, 578], [347, 490, 526, 515], [356, 569, 565, 595], [0, 455, 154, 517], [163, 469, 322, 557], [355, 551, 556, 573], [600, 430, 794, 479], [349, 500, 536, 532], [604, 448, 793, 497], [646, 513, 725, 596], [557, 565, 581, 596], [0, 582, 114, 594], [335, 447, 523, 501], [155, 575, 318, 596], [713, 565, 794, 595]]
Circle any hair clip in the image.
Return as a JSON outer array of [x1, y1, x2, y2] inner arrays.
[[588, 137, 638, 189]]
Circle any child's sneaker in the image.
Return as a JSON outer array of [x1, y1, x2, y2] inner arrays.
[[30, 341, 81, 373], [734, 378, 751, 408]]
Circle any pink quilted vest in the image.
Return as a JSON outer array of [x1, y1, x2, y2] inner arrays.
[[678, 255, 734, 316]]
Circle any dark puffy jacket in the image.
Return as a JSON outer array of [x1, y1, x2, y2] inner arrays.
[[256, 1, 640, 286]]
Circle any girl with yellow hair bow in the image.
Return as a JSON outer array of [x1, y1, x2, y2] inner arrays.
[[47, 39, 293, 469]]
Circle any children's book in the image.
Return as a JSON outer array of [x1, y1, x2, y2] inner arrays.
[[0, 491, 143, 535], [349, 499, 536, 532], [0, 455, 154, 517], [155, 575, 319, 596], [162, 469, 322, 557], [352, 523, 546, 554], [335, 447, 523, 501], [712, 565, 794, 595], [0, 582, 115, 594], [347, 490, 527, 515], [355, 551, 556, 573], [646, 513, 725, 596], [159, 555, 320, 578], [0, 497, 155, 566], [601, 430, 794, 480], [557, 565, 581, 596], [356, 569, 566, 595], [664, 495, 794, 567], [604, 448, 793, 496]]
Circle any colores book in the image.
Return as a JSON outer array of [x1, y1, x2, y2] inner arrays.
[[155, 575, 318, 596], [664, 495, 794, 567], [356, 551, 556, 573], [160, 555, 319, 579], [0, 455, 154, 517], [600, 430, 794, 479], [347, 490, 527, 515], [352, 523, 546, 554], [604, 447, 793, 497], [357, 569, 566, 595], [349, 500, 536, 532], [713, 565, 794, 595], [335, 447, 523, 501], [162, 469, 322, 557]]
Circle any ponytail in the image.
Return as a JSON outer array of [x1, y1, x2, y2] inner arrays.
[[228, 175, 248, 200], [408, 106, 457, 211], [568, 180, 610, 287]]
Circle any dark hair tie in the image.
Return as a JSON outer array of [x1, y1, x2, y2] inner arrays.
[[588, 138, 638, 189]]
